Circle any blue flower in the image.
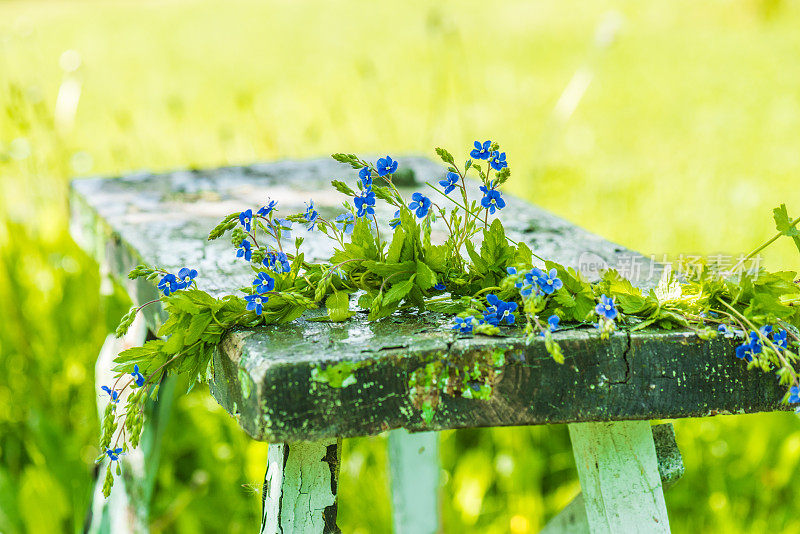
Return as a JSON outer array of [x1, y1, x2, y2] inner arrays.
[[537, 268, 563, 295], [157, 273, 184, 295], [177, 267, 198, 288], [595, 294, 617, 320], [376, 156, 398, 177], [789, 385, 800, 404], [335, 213, 355, 234], [452, 316, 478, 334], [409, 192, 432, 218], [774, 329, 789, 352], [239, 209, 253, 232], [105, 447, 124, 462], [485, 294, 518, 326], [390, 210, 401, 229], [547, 315, 560, 332], [130, 365, 145, 387], [257, 199, 278, 217], [359, 167, 373, 188], [479, 183, 506, 214], [245, 294, 268, 315], [718, 324, 730, 335], [253, 272, 276, 294], [305, 200, 319, 231], [354, 189, 376, 218], [236, 239, 252, 261], [517, 268, 544, 298], [506, 267, 517, 275], [433, 283, 446, 291], [101, 385, 120, 404], [470, 140, 491, 160], [760, 325, 773, 336], [438, 172, 459, 195], [489, 151, 508, 171], [735, 341, 753, 362], [263, 251, 291, 274]]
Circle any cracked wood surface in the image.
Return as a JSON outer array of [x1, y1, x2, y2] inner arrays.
[[69, 156, 789, 444]]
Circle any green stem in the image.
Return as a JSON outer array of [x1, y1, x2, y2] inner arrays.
[[728, 214, 800, 274]]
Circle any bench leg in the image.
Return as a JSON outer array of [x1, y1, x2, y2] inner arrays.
[[542, 423, 682, 534], [388, 429, 440, 534], [261, 438, 342, 534], [567, 420, 671, 534]]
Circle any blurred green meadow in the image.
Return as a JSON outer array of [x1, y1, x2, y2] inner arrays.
[[2, 0, 800, 532]]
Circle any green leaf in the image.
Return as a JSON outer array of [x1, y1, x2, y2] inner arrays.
[[387, 227, 406, 263], [164, 330, 185, 354], [773, 204, 800, 252], [331, 180, 356, 197], [424, 244, 448, 272], [435, 147, 455, 166], [415, 261, 437, 290], [363, 260, 415, 277], [384, 275, 416, 304], [185, 313, 213, 345], [325, 291, 354, 322], [331, 153, 363, 169]]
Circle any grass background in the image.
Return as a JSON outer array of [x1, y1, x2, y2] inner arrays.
[[2, 0, 800, 532]]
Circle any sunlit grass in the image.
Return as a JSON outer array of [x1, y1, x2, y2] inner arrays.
[[2, 0, 800, 532]]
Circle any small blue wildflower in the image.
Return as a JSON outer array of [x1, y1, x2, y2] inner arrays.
[[479, 183, 506, 214], [749, 331, 763, 355], [335, 213, 355, 234], [157, 273, 184, 296], [452, 316, 477, 334], [354, 189, 376, 218], [789, 385, 800, 404], [389, 210, 401, 229], [257, 199, 277, 217], [376, 156, 398, 177], [735, 341, 753, 362], [506, 267, 517, 275], [433, 283, 446, 291], [408, 192, 432, 218], [177, 267, 198, 288], [359, 167, 372, 188], [548, 315, 560, 332], [239, 209, 253, 232], [595, 294, 618, 320], [130, 365, 145, 387], [489, 150, 508, 171], [101, 386, 120, 404], [470, 140, 492, 160], [263, 251, 291, 274], [517, 268, 544, 298], [718, 324, 729, 335], [236, 239, 252, 261], [760, 325, 773, 336], [105, 447, 124, 462], [245, 294, 268, 315], [438, 172, 459, 195], [305, 200, 319, 231], [774, 329, 789, 352], [253, 272, 276, 294], [485, 294, 518, 326], [537, 268, 563, 295]]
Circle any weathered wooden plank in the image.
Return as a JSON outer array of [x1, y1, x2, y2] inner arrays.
[[387, 429, 440, 534], [541, 423, 682, 534], [261, 439, 341, 534], [208, 322, 787, 442], [69, 157, 789, 444], [568, 420, 670, 534]]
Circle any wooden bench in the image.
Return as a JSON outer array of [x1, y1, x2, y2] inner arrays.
[[71, 157, 788, 533]]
